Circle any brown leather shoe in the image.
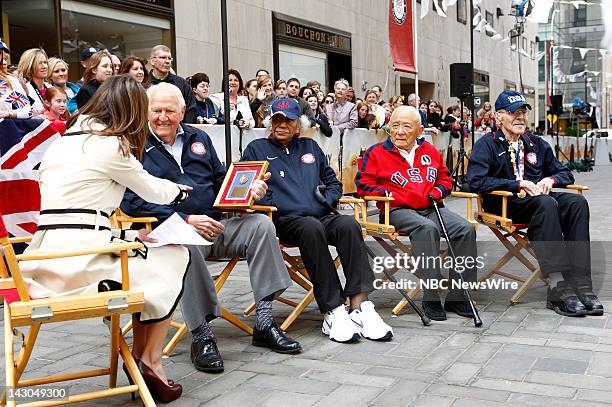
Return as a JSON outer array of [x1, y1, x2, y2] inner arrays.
[[137, 360, 182, 403]]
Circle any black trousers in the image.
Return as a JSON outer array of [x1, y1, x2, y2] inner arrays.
[[488, 191, 591, 287], [275, 214, 375, 313]]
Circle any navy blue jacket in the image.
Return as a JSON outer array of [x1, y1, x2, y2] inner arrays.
[[468, 130, 574, 209], [241, 136, 342, 218], [121, 124, 226, 221]]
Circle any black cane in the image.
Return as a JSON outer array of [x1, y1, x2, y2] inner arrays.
[[428, 194, 483, 327], [314, 186, 431, 326]]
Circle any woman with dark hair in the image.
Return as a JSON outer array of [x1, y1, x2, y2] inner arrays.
[[356, 101, 376, 129], [274, 79, 287, 98], [212, 68, 254, 129], [20, 76, 191, 403], [426, 99, 447, 131], [306, 94, 332, 137], [75, 50, 113, 109], [190, 72, 224, 124], [298, 86, 314, 100], [118, 56, 151, 88], [250, 74, 275, 128]]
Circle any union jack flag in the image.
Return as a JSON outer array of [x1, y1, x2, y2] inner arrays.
[[6, 91, 29, 110], [0, 80, 7, 95], [0, 118, 61, 239]]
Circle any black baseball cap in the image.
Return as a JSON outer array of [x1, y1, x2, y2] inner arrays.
[[80, 47, 99, 61]]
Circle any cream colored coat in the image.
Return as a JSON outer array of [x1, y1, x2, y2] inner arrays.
[[21, 116, 190, 322]]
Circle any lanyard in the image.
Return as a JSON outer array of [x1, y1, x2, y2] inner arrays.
[[508, 139, 525, 181], [29, 80, 45, 104]]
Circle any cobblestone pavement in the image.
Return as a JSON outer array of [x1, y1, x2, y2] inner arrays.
[[3, 166, 612, 406]]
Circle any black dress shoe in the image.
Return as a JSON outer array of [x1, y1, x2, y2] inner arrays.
[[575, 286, 604, 316], [252, 322, 302, 354], [444, 300, 474, 318], [422, 301, 447, 321], [547, 282, 588, 317], [191, 339, 224, 373]]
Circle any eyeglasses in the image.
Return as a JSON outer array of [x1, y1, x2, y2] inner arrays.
[[154, 55, 173, 61], [502, 108, 528, 117]]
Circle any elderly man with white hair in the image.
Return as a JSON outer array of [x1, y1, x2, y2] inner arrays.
[[356, 106, 477, 322], [121, 83, 302, 374]]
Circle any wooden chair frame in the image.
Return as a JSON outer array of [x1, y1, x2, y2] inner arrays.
[[0, 224, 155, 406], [474, 184, 588, 304], [112, 209, 254, 357], [355, 192, 478, 316]]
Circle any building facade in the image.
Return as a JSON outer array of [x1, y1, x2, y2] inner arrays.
[[538, 2, 605, 134], [1, 0, 539, 127]]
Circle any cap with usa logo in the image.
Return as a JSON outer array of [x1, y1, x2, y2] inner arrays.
[[495, 90, 532, 113], [270, 98, 300, 120]]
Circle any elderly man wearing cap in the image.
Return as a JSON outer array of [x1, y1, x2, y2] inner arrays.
[[121, 83, 302, 374], [241, 98, 393, 343], [468, 90, 602, 317]]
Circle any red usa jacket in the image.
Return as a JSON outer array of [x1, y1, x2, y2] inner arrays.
[[355, 137, 453, 209]]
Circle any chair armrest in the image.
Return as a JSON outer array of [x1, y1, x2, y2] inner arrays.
[[339, 197, 365, 204], [564, 184, 589, 192], [249, 205, 277, 212], [485, 190, 514, 197], [0, 278, 16, 290], [450, 192, 478, 227], [9, 236, 32, 244], [363, 196, 395, 202], [116, 216, 158, 225], [450, 191, 478, 199], [15, 242, 144, 262], [243, 205, 277, 218]]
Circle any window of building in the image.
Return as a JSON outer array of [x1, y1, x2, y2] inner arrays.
[[531, 40, 536, 59], [457, 0, 467, 24], [485, 11, 494, 36], [575, 7, 586, 27], [278, 44, 327, 91], [522, 37, 528, 52], [0, 0, 59, 65], [510, 35, 517, 51], [61, 0, 171, 82]]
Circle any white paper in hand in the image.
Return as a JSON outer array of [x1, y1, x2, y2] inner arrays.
[[145, 213, 212, 248]]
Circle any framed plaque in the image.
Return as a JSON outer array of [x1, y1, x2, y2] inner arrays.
[[214, 161, 269, 209]]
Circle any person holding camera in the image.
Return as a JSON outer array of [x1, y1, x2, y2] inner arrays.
[[211, 69, 254, 129]]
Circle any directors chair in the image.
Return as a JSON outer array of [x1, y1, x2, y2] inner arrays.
[[474, 184, 589, 304], [0, 211, 154, 406]]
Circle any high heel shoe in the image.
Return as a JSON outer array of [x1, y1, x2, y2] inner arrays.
[[136, 359, 182, 403]]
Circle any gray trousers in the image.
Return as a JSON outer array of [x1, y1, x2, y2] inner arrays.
[[388, 207, 477, 301], [180, 213, 292, 331]]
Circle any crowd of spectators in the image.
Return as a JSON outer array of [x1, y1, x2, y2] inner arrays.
[[0, 40, 498, 138]]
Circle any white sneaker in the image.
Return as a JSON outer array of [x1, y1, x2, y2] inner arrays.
[[322, 305, 361, 343], [350, 301, 393, 341]]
